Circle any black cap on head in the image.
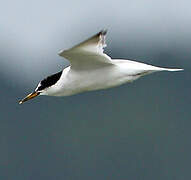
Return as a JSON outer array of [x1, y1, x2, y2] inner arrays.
[[37, 70, 62, 91]]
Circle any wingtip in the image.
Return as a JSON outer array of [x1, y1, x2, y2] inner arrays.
[[99, 29, 107, 36], [58, 49, 64, 56]]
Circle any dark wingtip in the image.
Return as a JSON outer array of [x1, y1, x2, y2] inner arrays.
[[96, 29, 107, 37], [99, 29, 107, 36]]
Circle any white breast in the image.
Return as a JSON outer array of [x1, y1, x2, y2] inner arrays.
[[41, 59, 181, 97], [46, 62, 139, 96]]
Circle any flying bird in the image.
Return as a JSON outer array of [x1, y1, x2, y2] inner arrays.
[[19, 30, 183, 104]]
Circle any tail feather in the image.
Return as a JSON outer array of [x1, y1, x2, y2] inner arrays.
[[161, 68, 184, 72]]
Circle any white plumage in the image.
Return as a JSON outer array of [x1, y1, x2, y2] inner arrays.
[[19, 30, 183, 104]]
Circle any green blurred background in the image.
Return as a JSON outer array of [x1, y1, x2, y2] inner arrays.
[[0, 0, 190, 179]]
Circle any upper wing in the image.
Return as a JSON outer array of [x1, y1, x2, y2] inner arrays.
[[58, 30, 112, 70]]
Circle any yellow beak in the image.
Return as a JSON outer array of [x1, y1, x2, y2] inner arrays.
[[19, 92, 40, 104]]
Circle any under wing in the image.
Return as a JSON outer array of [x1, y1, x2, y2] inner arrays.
[[58, 30, 112, 70]]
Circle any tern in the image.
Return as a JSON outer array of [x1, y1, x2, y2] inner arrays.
[[19, 30, 183, 104]]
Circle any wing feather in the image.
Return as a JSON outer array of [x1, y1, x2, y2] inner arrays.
[[58, 30, 112, 70]]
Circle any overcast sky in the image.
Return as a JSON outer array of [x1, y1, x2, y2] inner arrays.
[[1, 1, 191, 180], [1, 0, 191, 87]]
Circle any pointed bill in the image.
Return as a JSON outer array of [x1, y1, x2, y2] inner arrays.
[[19, 92, 40, 104]]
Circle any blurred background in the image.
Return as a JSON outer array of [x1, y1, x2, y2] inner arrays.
[[0, 0, 190, 179]]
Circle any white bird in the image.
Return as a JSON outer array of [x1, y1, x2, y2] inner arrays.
[[19, 30, 183, 104]]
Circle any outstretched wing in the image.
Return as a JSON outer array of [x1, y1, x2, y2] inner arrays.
[[58, 30, 112, 70]]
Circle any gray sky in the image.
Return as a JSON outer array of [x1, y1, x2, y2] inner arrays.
[[1, 0, 191, 87], [0, 1, 191, 180]]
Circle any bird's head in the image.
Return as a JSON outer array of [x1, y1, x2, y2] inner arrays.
[[19, 70, 62, 104]]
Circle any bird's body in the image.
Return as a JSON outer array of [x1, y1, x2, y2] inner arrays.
[[42, 60, 179, 97], [19, 30, 183, 104]]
